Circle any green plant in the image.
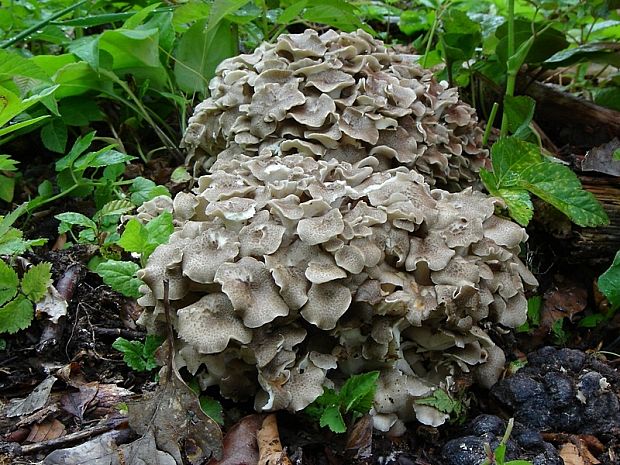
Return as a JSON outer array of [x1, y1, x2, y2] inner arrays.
[[480, 418, 533, 465], [0, 260, 52, 334], [304, 371, 379, 433], [579, 250, 620, 328], [0, 204, 46, 255], [415, 388, 468, 424], [480, 137, 608, 227], [112, 334, 165, 372]]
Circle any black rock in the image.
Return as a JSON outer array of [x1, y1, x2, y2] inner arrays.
[[470, 415, 506, 436]]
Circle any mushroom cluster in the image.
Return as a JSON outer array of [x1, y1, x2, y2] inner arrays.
[[182, 29, 488, 188], [137, 148, 537, 433]]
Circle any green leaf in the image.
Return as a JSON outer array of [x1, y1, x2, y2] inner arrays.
[[174, 17, 237, 94], [0, 114, 50, 138], [88, 149, 134, 168], [339, 371, 379, 414], [95, 260, 142, 298], [40, 118, 68, 153], [598, 250, 620, 310], [55, 131, 96, 172], [143, 211, 174, 258], [129, 177, 159, 206], [0, 174, 15, 203], [0, 84, 58, 128], [0, 50, 49, 81], [21, 262, 52, 302], [415, 389, 458, 414], [505, 461, 535, 465], [55, 212, 97, 234], [486, 138, 608, 227], [118, 219, 148, 254], [0, 155, 19, 171], [142, 334, 165, 371], [503, 95, 536, 138], [199, 396, 224, 425], [320, 405, 346, 433], [494, 443, 507, 464], [527, 296, 542, 326], [304, 388, 338, 420], [93, 200, 135, 222], [578, 313, 608, 328], [0, 260, 19, 307], [0, 296, 33, 334], [112, 337, 147, 371], [58, 98, 104, 126]]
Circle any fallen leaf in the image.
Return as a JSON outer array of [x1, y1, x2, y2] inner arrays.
[[209, 415, 262, 465], [126, 363, 223, 465], [581, 138, 620, 176], [559, 441, 601, 465], [541, 284, 588, 330], [257, 414, 292, 465], [7, 376, 57, 417], [43, 431, 123, 465], [26, 419, 66, 442], [345, 414, 373, 460], [61, 382, 99, 420], [119, 430, 176, 465], [36, 285, 68, 323]]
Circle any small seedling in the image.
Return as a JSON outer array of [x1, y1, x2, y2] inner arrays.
[[304, 371, 379, 433], [480, 418, 533, 465], [112, 334, 165, 372]]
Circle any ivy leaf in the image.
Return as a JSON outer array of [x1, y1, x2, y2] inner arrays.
[[0, 260, 19, 306], [339, 371, 379, 414], [598, 250, 620, 310], [482, 138, 609, 227], [112, 337, 147, 371], [0, 296, 33, 334], [320, 405, 346, 433], [21, 263, 52, 302], [95, 260, 142, 298]]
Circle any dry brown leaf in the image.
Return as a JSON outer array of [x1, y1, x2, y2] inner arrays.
[[26, 419, 66, 443], [43, 431, 124, 465], [208, 415, 263, 465], [257, 414, 292, 465], [540, 284, 587, 330], [61, 382, 99, 420], [126, 363, 223, 465], [560, 442, 601, 465], [345, 414, 372, 460]]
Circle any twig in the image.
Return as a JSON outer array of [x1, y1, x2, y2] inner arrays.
[[19, 417, 128, 454], [92, 327, 145, 339]]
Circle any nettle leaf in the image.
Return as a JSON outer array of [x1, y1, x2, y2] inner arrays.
[[95, 260, 142, 298], [320, 405, 346, 433], [142, 334, 165, 371], [483, 138, 609, 227], [598, 250, 620, 310], [55, 212, 97, 234], [0, 260, 19, 307], [0, 296, 33, 334], [21, 263, 52, 302], [112, 337, 148, 371]]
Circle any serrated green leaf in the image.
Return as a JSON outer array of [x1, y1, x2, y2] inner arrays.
[[93, 200, 135, 222], [304, 388, 338, 421], [112, 337, 147, 371], [487, 138, 608, 227], [520, 161, 609, 227], [0, 260, 19, 306], [497, 188, 533, 226], [320, 405, 346, 433], [339, 371, 379, 414], [0, 296, 33, 334], [199, 396, 224, 425], [118, 219, 147, 254], [415, 389, 457, 414], [54, 212, 97, 234], [0, 155, 19, 172], [599, 250, 620, 310], [40, 118, 67, 153], [95, 260, 143, 298], [21, 262, 52, 302]]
